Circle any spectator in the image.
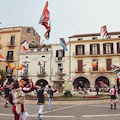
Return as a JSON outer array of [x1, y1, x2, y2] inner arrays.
[[47, 85, 57, 111]]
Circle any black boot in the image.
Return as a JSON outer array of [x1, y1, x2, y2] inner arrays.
[[114, 104, 116, 109], [111, 104, 113, 109]]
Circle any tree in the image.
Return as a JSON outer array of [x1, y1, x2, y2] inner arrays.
[[0, 69, 7, 86]]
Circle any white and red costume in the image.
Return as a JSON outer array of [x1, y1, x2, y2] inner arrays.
[[8, 81, 34, 120], [109, 87, 118, 109]]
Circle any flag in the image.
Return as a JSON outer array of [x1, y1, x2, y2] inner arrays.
[[0, 75, 2, 80], [39, 1, 50, 31], [0, 45, 2, 49], [82, 64, 86, 67], [100, 26, 108, 39], [8, 62, 15, 70], [111, 64, 120, 73], [0, 53, 5, 61], [102, 67, 105, 72], [37, 60, 44, 67], [21, 40, 29, 52], [60, 38, 68, 51], [16, 64, 24, 70], [91, 60, 98, 68], [44, 21, 51, 40]]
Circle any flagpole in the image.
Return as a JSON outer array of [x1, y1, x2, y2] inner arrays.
[[35, 23, 39, 33]]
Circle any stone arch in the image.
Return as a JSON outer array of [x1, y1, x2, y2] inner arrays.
[[73, 76, 90, 91]]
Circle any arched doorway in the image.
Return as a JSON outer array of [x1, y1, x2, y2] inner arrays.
[[95, 76, 110, 88], [35, 79, 48, 87], [73, 77, 90, 91]]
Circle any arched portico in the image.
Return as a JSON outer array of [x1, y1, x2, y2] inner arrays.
[[73, 76, 90, 91]]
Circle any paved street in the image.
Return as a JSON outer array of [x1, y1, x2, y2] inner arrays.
[[1, 98, 120, 120]]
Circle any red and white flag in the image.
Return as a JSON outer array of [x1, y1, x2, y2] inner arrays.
[[39, 1, 50, 31], [100, 26, 108, 39], [21, 40, 29, 53]]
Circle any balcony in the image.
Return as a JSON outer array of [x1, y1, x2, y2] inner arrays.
[[55, 57, 65, 62], [89, 67, 112, 73], [20, 72, 30, 77], [7, 42, 15, 47], [73, 50, 120, 58], [6, 56, 14, 61], [37, 72, 46, 77], [75, 68, 85, 73]]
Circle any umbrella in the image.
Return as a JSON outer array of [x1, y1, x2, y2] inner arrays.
[[0, 53, 5, 61], [20, 77, 29, 87], [35, 79, 48, 87]]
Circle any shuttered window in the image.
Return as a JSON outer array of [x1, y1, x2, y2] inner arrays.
[[78, 60, 83, 72], [106, 59, 111, 70], [75, 45, 85, 55]]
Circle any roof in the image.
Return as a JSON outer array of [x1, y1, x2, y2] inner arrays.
[[69, 31, 120, 38]]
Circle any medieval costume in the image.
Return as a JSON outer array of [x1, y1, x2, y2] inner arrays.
[[109, 86, 118, 109], [8, 80, 34, 120]]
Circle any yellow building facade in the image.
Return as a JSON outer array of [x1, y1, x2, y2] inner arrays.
[[0, 26, 40, 78], [69, 32, 120, 90]]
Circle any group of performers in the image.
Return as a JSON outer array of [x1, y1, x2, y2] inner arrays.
[[0, 77, 57, 120]]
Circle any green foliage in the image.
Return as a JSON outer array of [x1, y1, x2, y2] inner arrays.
[[29, 43, 38, 48], [64, 90, 72, 98], [0, 69, 7, 86]]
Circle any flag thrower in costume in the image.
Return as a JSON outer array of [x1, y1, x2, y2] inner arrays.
[[8, 62, 15, 70], [100, 26, 108, 39], [21, 40, 29, 52], [60, 38, 68, 51], [39, 1, 50, 31], [0, 53, 5, 61]]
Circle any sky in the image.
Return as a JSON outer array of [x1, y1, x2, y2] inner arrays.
[[0, 0, 120, 44]]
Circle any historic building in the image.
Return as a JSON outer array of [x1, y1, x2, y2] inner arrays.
[[17, 44, 69, 93], [0, 26, 40, 78], [69, 32, 120, 90]]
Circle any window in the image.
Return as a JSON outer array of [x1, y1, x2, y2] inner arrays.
[[106, 59, 111, 70], [23, 64, 28, 75], [78, 38, 83, 41], [6, 66, 13, 77], [27, 28, 31, 34], [78, 60, 83, 72], [90, 44, 100, 55], [117, 42, 120, 53], [92, 37, 97, 40], [103, 43, 113, 54], [33, 31, 35, 37], [39, 62, 45, 75], [10, 36, 15, 45], [76, 45, 84, 55], [6, 51, 14, 60], [58, 63, 63, 73], [56, 50, 65, 60]]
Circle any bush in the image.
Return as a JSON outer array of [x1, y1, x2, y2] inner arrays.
[[64, 90, 72, 98], [0, 69, 7, 86]]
